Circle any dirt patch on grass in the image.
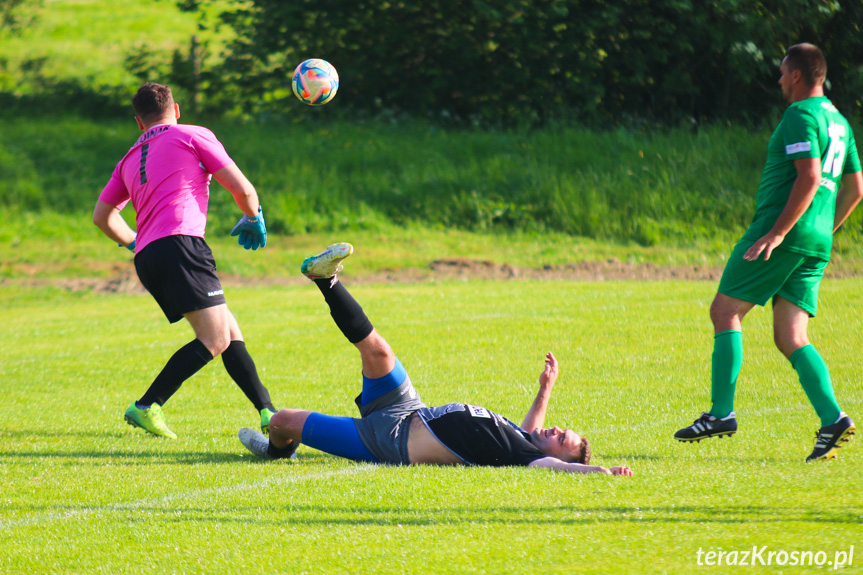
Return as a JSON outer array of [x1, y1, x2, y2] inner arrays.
[[427, 258, 723, 282], [16, 258, 725, 294], [9, 256, 863, 293], [56, 268, 145, 294], [331, 258, 728, 284]]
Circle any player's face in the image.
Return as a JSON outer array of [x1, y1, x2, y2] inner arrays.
[[530, 426, 583, 461], [778, 60, 793, 103]]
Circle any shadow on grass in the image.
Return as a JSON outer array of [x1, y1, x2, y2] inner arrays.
[[596, 454, 664, 461], [0, 430, 127, 439], [593, 452, 803, 463], [23, 503, 857, 528], [254, 504, 863, 527], [0, 449, 334, 465], [0, 451, 247, 465]]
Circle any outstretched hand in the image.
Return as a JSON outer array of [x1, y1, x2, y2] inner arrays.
[[231, 205, 267, 250], [539, 351, 558, 390], [609, 466, 633, 476]]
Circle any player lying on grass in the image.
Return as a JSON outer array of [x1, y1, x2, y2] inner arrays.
[[238, 243, 633, 476]]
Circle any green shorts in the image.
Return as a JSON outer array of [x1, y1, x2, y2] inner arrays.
[[717, 241, 828, 317]]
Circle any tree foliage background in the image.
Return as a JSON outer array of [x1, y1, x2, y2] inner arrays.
[[0, 0, 39, 31], [174, 0, 863, 127]]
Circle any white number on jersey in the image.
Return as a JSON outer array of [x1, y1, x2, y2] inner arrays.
[[823, 123, 847, 179]]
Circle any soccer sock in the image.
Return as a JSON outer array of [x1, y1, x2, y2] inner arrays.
[[221, 340, 275, 412], [790, 344, 841, 427], [267, 439, 296, 459], [139, 339, 213, 406], [361, 359, 406, 405], [313, 278, 374, 344], [709, 330, 742, 418]]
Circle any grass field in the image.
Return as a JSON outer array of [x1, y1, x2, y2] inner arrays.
[[0, 0, 229, 94], [2, 278, 862, 574], [3, 3, 863, 572]]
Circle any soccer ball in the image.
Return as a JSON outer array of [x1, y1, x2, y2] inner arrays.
[[291, 59, 339, 106]]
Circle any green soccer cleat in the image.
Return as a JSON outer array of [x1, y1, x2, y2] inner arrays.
[[260, 408, 276, 435], [124, 402, 177, 439], [301, 242, 354, 280]]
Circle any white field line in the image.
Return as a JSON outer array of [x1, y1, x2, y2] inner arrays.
[[582, 398, 863, 436], [0, 465, 376, 530]]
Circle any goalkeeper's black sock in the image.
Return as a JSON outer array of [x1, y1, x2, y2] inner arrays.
[[221, 340, 275, 412], [139, 339, 213, 406], [314, 278, 374, 344]]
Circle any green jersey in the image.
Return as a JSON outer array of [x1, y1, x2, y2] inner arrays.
[[741, 96, 861, 260]]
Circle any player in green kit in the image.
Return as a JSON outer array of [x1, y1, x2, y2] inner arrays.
[[674, 43, 863, 462]]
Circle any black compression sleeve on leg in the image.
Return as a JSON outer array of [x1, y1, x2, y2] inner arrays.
[[267, 439, 297, 459], [222, 340, 275, 412], [139, 339, 213, 406], [314, 278, 374, 344]]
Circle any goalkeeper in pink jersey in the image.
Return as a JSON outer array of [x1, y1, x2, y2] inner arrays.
[[93, 82, 277, 439]]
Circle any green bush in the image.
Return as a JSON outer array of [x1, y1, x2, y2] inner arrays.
[[185, 0, 863, 126]]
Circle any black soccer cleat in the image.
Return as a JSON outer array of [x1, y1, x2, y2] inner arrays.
[[675, 412, 738, 442], [805, 413, 856, 463]]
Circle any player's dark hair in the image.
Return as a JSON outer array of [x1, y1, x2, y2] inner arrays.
[[571, 436, 591, 465], [783, 43, 827, 87], [568, 436, 590, 465], [132, 83, 175, 123]]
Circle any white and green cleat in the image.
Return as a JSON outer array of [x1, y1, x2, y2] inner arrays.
[[238, 428, 273, 459], [238, 428, 298, 460], [301, 242, 354, 280], [124, 402, 177, 439]]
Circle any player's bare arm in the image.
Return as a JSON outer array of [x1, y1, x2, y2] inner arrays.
[[744, 156, 821, 261], [528, 457, 633, 476], [93, 199, 136, 247], [214, 163, 260, 217], [521, 351, 558, 433], [833, 171, 863, 232]]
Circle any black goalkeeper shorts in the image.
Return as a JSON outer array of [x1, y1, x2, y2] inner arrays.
[[134, 235, 227, 323]]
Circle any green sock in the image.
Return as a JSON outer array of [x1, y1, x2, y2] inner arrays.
[[709, 330, 742, 418], [790, 344, 841, 427]]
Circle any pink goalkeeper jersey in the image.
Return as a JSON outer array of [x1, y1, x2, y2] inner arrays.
[[98, 124, 235, 253]]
